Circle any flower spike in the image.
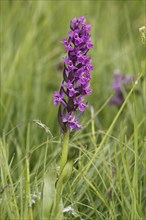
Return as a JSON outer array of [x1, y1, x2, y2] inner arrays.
[[54, 16, 94, 132]]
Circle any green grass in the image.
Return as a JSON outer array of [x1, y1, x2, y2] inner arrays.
[[0, 1, 146, 219]]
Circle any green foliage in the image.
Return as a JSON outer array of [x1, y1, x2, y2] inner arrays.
[[0, 1, 145, 219]]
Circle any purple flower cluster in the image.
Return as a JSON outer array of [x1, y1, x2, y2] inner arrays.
[[54, 16, 94, 132], [109, 69, 135, 108]]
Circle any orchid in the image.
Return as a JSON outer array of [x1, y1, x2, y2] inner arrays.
[[54, 16, 94, 132]]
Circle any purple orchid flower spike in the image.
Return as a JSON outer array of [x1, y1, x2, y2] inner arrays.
[[109, 69, 135, 108], [54, 16, 94, 132]]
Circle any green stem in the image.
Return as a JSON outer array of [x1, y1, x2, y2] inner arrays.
[[60, 129, 70, 173], [52, 129, 70, 219]]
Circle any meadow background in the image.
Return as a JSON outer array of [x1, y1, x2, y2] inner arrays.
[[0, 1, 146, 219]]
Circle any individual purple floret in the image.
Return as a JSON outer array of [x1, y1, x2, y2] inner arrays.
[[109, 69, 135, 108], [54, 16, 94, 132]]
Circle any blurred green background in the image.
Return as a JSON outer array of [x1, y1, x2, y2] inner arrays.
[[1, 0, 145, 142], [0, 1, 146, 219]]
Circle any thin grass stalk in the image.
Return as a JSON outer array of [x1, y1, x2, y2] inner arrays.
[[41, 138, 49, 219], [133, 95, 139, 201], [24, 123, 33, 220], [90, 105, 96, 147], [114, 143, 125, 218]]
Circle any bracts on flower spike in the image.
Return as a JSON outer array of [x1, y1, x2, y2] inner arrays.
[[54, 16, 94, 132]]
